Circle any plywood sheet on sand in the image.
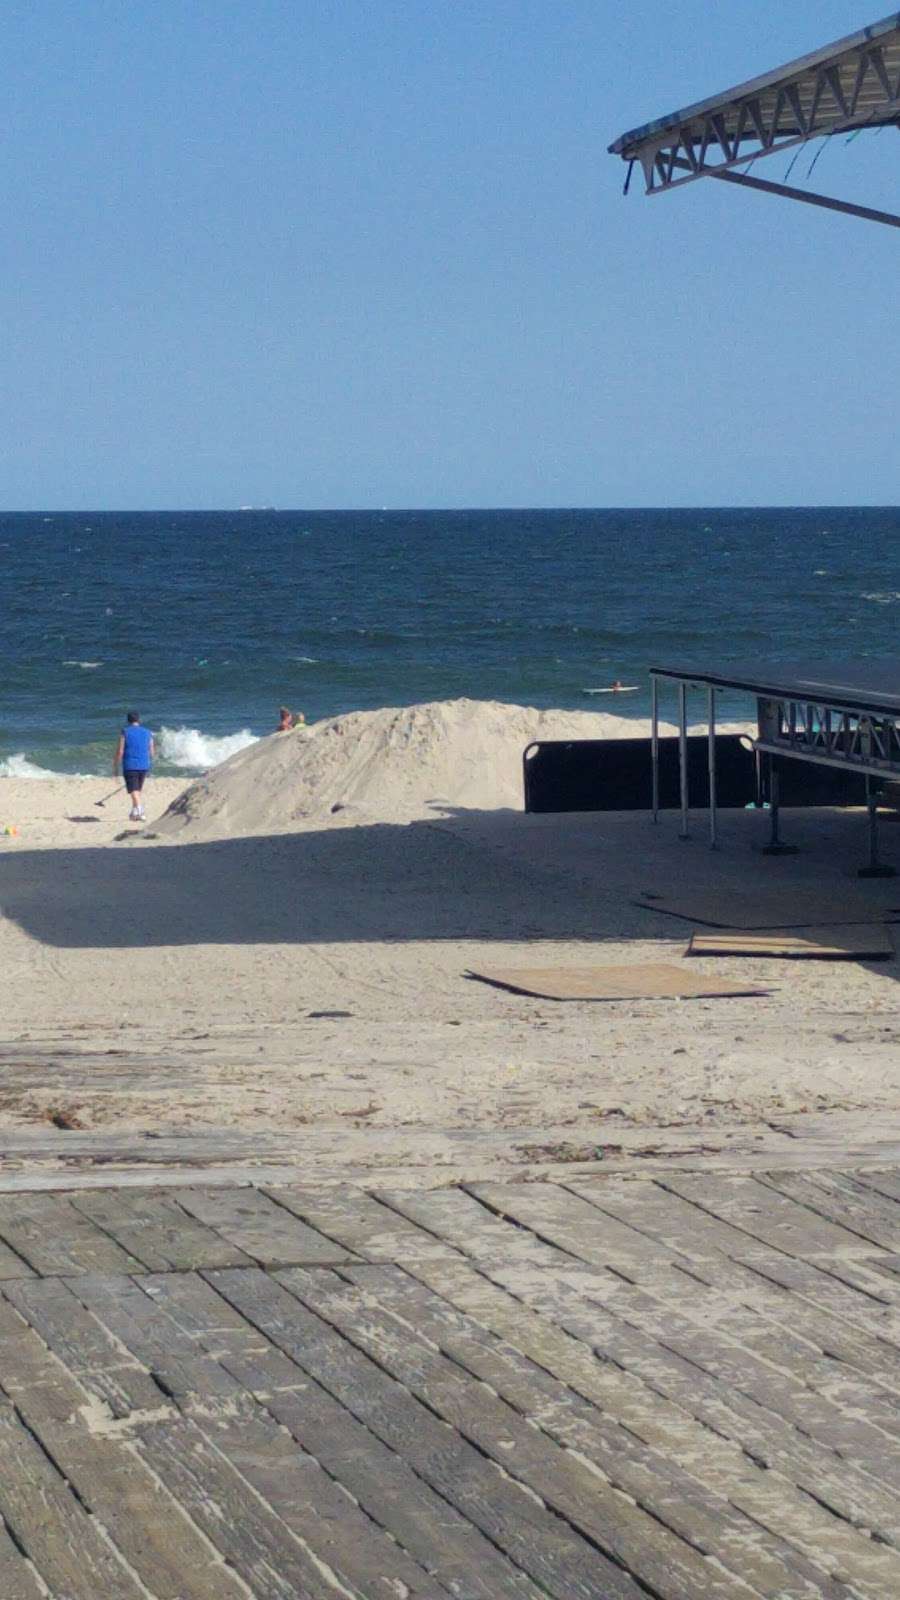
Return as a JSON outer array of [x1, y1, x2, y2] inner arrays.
[[467, 963, 767, 1001], [634, 887, 896, 929], [687, 925, 894, 960]]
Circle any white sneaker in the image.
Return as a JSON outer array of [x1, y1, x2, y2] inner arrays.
[[129, 807, 138, 821], [137, 807, 146, 820]]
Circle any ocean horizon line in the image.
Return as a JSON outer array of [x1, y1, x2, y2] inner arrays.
[[2, 502, 900, 517]]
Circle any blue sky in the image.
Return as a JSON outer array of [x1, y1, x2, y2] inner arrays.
[[1, 1, 896, 508]]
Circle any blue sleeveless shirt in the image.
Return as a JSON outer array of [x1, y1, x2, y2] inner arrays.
[[122, 724, 153, 768]]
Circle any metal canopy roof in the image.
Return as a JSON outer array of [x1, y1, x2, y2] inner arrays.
[[650, 660, 900, 718], [609, 11, 900, 228]]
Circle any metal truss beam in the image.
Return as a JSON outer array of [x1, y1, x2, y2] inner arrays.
[[756, 694, 900, 777], [610, 13, 900, 228], [637, 47, 900, 195]]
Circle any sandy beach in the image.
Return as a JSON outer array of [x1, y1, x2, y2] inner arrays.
[[0, 699, 898, 1179]]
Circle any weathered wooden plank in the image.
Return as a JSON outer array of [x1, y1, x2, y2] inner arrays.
[[0, 1235, 34, 1280], [0, 1286, 253, 1600], [563, 1179, 900, 1416], [486, 1257, 900, 1585], [856, 1255, 900, 1322], [9, 1277, 362, 1599], [759, 1169, 900, 1253], [0, 1192, 144, 1274], [381, 1184, 900, 1542], [0, 1517, 48, 1600], [731, 1244, 900, 1352], [342, 1261, 850, 1600], [468, 1179, 686, 1278], [184, 1403, 447, 1600], [800, 1253, 900, 1312], [47, 1273, 444, 1600], [69, 1272, 436, 1599], [852, 1169, 900, 1207], [175, 1186, 354, 1265], [128, 1407, 349, 1599], [63, 1272, 247, 1404], [0, 1398, 148, 1599], [742, 1246, 900, 1322], [870, 1254, 900, 1277], [596, 1258, 900, 1448], [659, 1172, 888, 1260], [570, 1176, 900, 1386], [278, 1265, 758, 1600], [268, 1183, 460, 1261], [5, 1109, 900, 1185], [690, 1251, 900, 1394], [0, 1166, 278, 1192], [579, 1267, 900, 1486], [138, 1264, 272, 1353], [210, 1264, 623, 1600], [3, 1274, 168, 1420], [410, 1254, 900, 1592], [70, 1186, 254, 1270], [148, 1271, 541, 1600], [377, 1184, 567, 1267], [570, 1174, 778, 1265]]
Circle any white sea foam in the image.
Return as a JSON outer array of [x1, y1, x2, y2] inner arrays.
[[157, 726, 258, 770], [861, 592, 900, 604], [0, 754, 90, 779], [290, 655, 318, 664], [62, 659, 102, 669]]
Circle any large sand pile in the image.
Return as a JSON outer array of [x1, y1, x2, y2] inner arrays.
[[156, 698, 671, 838]]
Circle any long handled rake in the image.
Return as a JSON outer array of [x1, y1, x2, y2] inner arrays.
[[95, 784, 125, 808]]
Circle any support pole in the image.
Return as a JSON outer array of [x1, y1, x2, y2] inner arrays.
[[858, 776, 896, 878], [707, 685, 717, 849], [761, 759, 799, 856], [767, 762, 781, 849], [678, 682, 689, 839], [712, 168, 900, 231], [661, 155, 900, 230], [650, 676, 660, 823]]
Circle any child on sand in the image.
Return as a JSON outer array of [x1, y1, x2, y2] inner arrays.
[[277, 706, 306, 731]]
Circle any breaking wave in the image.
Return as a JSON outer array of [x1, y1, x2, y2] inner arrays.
[[0, 753, 91, 779], [157, 726, 258, 771]]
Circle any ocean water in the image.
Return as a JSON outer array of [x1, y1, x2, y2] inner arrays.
[[1, 507, 899, 776]]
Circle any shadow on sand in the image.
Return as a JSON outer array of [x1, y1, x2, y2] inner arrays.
[[0, 811, 647, 951], [4, 807, 900, 983]]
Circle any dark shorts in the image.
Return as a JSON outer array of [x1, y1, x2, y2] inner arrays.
[[123, 769, 148, 791]]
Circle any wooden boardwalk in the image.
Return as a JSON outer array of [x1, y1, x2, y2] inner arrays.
[[1, 1170, 900, 1596]]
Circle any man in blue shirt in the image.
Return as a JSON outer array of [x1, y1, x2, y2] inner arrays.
[[114, 711, 155, 822]]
